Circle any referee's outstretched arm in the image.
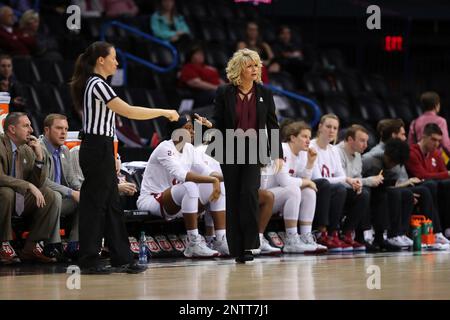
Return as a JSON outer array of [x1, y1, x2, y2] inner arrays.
[[107, 96, 179, 121]]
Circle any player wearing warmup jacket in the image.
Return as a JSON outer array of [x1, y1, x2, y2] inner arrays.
[[310, 114, 368, 252], [137, 115, 228, 258], [260, 121, 327, 254]]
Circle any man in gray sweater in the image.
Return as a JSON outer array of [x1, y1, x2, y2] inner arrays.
[[337, 125, 383, 251]]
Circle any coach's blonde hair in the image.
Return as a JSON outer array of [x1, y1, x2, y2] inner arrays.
[[226, 48, 262, 86]]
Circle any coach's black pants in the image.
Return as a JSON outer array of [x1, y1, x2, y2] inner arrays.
[[221, 163, 260, 257], [78, 134, 132, 268]]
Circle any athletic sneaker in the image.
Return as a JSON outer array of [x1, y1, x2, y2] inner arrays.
[[317, 232, 342, 252], [301, 233, 328, 253], [259, 236, 282, 255], [342, 233, 366, 251], [183, 235, 220, 258], [330, 231, 353, 252], [400, 235, 413, 246], [212, 237, 230, 256], [283, 234, 317, 253], [435, 233, 450, 245], [387, 236, 409, 248]]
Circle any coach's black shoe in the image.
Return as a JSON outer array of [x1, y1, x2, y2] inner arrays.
[[113, 262, 147, 274], [235, 251, 254, 264], [81, 265, 113, 275]]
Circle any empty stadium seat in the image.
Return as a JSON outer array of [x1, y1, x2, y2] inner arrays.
[[12, 57, 40, 84]]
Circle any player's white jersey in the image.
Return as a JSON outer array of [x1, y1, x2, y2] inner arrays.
[[140, 140, 213, 195], [281, 142, 314, 179], [195, 144, 222, 174], [309, 139, 346, 184]]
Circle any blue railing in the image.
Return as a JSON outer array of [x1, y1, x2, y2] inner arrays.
[[100, 20, 179, 85], [265, 84, 322, 127]]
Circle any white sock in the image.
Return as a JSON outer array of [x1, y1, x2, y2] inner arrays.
[[187, 229, 199, 241], [364, 230, 372, 242], [215, 229, 226, 241], [299, 224, 312, 234], [286, 227, 297, 237]]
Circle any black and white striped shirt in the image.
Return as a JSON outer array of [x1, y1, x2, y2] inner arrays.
[[82, 74, 117, 137]]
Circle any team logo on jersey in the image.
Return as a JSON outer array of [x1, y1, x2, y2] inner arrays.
[[289, 169, 295, 176], [321, 165, 330, 177], [167, 150, 172, 156]]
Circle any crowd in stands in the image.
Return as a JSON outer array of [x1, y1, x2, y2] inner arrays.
[[2, 0, 450, 264]]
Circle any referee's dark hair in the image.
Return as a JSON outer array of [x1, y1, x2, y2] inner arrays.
[[384, 138, 410, 166], [70, 41, 113, 112]]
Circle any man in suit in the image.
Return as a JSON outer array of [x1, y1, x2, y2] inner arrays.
[[40, 114, 81, 260], [0, 112, 58, 264]]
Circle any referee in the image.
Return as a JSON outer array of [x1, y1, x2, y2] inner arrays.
[[70, 41, 179, 274]]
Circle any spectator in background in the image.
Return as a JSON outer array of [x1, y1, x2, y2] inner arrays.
[[179, 45, 224, 108], [18, 10, 62, 60], [272, 25, 308, 87], [237, 21, 280, 74], [151, 0, 191, 47], [0, 54, 26, 111], [0, 6, 34, 56], [409, 92, 450, 164], [102, 0, 138, 18]]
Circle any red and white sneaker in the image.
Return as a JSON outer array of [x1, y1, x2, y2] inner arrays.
[[330, 231, 353, 252], [342, 232, 366, 251], [316, 232, 342, 252], [0, 242, 21, 264]]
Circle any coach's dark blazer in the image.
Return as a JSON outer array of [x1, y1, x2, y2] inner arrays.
[[211, 82, 283, 163]]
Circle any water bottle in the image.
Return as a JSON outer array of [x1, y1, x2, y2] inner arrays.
[[411, 222, 422, 251], [138, 231, 148, 265]]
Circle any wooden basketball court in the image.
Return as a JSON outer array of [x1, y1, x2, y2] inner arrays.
[[1, 251, 450, 300]]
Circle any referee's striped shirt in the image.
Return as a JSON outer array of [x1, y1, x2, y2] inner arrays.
[[83, 74, 118, 137]]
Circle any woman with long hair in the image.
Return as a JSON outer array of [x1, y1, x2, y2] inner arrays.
[[70, 41, 178, 274]]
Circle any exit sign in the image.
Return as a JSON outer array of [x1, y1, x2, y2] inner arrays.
[[384, 36, 403, 52]]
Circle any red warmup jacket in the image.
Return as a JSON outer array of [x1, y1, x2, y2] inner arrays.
[[406, 144, 449, 180]]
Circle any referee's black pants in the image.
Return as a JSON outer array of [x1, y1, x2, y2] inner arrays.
[[78, 134, 133, 268], [221, 163, 260, 257]]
